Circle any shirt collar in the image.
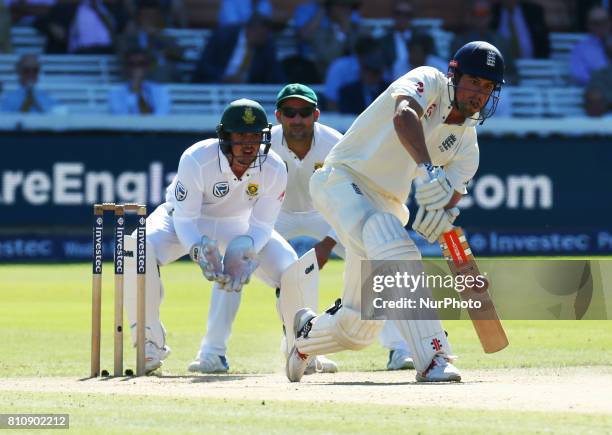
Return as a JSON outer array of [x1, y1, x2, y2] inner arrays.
[[218, 142, 233, 174], [217, 142, 257, 178]]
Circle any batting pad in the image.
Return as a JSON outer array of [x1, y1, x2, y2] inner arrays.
[[279, 249, 319, 353], [361, 212, 452, 372], [124, 235, 167, 348], [296, 304, 383, 355]]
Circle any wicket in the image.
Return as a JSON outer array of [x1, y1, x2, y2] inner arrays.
[[91, 203, 147, 377]]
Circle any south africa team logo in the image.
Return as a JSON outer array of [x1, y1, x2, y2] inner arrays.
[[314, 162, 323, 171], [242, 107, 256, 124], [246, 182, 259, 197], [213, 182, 229, 198], [175, 181, 187, 201]]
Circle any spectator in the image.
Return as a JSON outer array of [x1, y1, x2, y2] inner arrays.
[[158, 0, 187, 28], [6, 0, 55, 26], [68, 0, 128, 54], [338, 49, 389, 114], [118, 0, 184, 82], [310, 0, 363, 79], [585, 33, 612, 116], [322, 34, 373, 110], [491, 0, 550, 59], [405, 32, 446, 73], [0, 54, 56, 113], [192, 14, 284, 84], [293, 0, 360, 56], [570, 6, 610, 85], [379, 0, 414, 80], [217, 0, 272, 26], [282, 0, 360, 84], [0, 0, 11, 53], [451, 0, 517, 84], [108, 47, 170, 114], [584, 87, 609, 117], [34, 2, 77, 53]]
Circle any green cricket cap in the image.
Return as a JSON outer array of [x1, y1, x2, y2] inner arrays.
[[276, 83, 318, 107]]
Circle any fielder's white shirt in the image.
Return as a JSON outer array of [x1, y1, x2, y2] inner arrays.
[[325, 66, 479, 204], [165, 139, 287, 252], [271, 122, 342, 213]]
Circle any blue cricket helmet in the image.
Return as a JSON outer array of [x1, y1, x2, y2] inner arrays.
[[448, 41, 505, 86], [447, 41, 505, 124]]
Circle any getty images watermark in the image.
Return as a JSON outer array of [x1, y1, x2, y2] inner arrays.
[[371, 270, 487, 310], [361, 259, 612, 321]]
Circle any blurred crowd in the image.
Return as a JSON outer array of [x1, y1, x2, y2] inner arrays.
[[0, 0, 610, 117]]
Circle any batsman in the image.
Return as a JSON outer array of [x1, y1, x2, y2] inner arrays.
[[287, 41, 506, 382]]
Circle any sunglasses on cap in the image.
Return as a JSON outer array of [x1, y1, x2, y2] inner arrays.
[[280, 106, 315, 118]]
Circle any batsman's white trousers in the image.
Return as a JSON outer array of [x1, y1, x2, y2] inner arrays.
[[124, 202, 297, 351], [298, 165, 448, 366]]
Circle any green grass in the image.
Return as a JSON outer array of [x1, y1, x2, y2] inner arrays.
[[2, 392, 611, 435], [1, 261, 611, 433], [1, 261, 611, 376]]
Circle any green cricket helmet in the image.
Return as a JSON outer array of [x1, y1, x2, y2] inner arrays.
[[216, 98, 272, 168]]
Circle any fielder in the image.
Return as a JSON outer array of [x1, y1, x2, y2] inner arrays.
[[286, 41, 506, 382], [121, 98, 309, 373]]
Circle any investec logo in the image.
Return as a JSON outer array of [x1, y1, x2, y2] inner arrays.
[[137, 218, 146, 274], [114, 217, 124, 274], [93, 217, 103, 274], [459, 175, 553, 209]]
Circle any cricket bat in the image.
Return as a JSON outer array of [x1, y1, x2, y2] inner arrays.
[[438, 227, 509, 353]]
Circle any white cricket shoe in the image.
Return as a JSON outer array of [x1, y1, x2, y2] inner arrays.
[[304, 355, 338, 375], [282, 328, 338, 375], [415, 355, 461, 382], [187, 353, 229, 374], [286, 308, 316, 382], [386, 349, 415, 370], [145, 341, 171, 373]]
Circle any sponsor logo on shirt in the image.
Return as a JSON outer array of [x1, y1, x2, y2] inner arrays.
[[213, 181, 229, 198], [277, 190, 285, 202], [351, 183, 363, 195], [425, 103, 437, 119], [175, 181, 187, 201], [246, 182, 259, 197], [438, 134, 457, 152]]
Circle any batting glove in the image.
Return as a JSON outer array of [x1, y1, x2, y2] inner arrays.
[[415, 163, 454, 210], [412, 206, 460, 243]]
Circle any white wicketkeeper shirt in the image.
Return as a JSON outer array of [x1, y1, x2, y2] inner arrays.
[[325, 66, 480, 204], [271, 122, 341, 213], [165, 139, 287, 252]]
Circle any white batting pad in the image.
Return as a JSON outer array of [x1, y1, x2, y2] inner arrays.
[[296, 303, 383, 355], [361, 212, 452, 372], [279, 248, 319, 353]]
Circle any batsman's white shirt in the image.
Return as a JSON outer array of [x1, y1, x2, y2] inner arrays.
[[325, 66, 480, 207]]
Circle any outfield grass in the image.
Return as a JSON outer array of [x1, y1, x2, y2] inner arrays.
[[3, 391, 611, 435], [1, 261, 611, 434], [1, 261, 611, 376]]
